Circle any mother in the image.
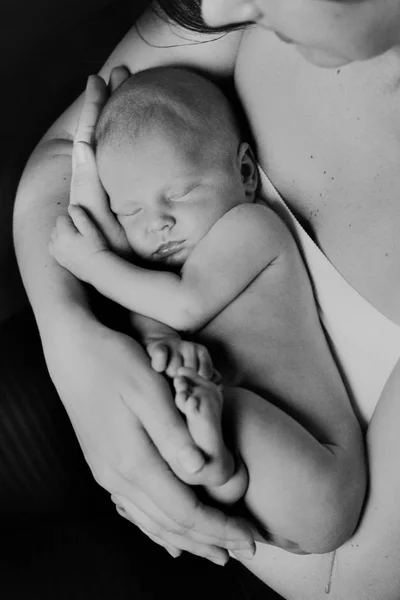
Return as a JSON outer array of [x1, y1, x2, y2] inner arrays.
[[14, 1, 400, 598]]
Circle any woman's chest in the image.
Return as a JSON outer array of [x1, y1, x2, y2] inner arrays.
[[235, 29, 400, 324]]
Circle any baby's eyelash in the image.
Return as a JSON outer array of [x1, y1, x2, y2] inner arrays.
[[125, 207, 143, 217], [170, 186, 199, 202], [118, 207, 142, 219], [170, 193, 189, 202]]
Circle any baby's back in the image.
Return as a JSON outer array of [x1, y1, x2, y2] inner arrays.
[[197, 210, 334, 413]]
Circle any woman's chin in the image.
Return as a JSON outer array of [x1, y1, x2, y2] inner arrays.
[[295, 46, 353, 69]]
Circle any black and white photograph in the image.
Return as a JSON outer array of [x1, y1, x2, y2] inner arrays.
[[1, 1, 400, 598]]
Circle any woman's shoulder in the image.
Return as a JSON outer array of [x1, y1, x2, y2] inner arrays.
[[99, 3, 244, 82]]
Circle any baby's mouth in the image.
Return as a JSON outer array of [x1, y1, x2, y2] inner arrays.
[[153, 240, 186, 259]]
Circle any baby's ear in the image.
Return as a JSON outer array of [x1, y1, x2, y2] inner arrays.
[[238, 142, 259, 199]]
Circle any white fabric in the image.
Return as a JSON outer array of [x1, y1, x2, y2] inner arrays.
[[259, 167, 400, 427]]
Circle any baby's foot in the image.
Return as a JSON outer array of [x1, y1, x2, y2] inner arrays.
[[174, 367, 235, 486]]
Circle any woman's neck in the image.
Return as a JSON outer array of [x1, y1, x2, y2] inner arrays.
[[235, 29, 400, 324]]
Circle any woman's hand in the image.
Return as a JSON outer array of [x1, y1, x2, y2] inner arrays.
[[69, 70, 131, 257], [56, 70, 255, 563], [42, 311, 254, 564]]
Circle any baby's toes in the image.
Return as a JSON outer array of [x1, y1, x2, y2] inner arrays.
[[173, 375, 192, 412]]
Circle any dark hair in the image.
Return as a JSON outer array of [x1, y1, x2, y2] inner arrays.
[[156, 0, 247, 34]]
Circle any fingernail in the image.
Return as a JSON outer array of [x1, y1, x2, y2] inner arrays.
[[233, 543, 256, 560], [74, 143, 87, 165], [211, 555, 228, 567], [177, 448, 205, 473]]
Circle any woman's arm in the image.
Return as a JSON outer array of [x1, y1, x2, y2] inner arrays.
[[13, 4, 253, 563], [49, 203, 281, 331], [14, 4, 242, 328], [230, 358, 400, 599]]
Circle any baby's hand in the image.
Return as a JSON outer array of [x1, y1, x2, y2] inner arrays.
[[49, 204, 108, 281], [147, 338, 215, 380]]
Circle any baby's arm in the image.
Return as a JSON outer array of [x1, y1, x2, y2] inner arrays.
[[49, 202, 279, 331]]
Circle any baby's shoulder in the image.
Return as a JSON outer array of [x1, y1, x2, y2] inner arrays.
[[222, 201, 294, 254]]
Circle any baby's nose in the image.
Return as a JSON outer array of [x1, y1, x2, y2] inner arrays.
[[147, 212, 175, 233]]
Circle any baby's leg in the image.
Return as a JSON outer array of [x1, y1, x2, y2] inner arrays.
[[174, 368, 248, 504]]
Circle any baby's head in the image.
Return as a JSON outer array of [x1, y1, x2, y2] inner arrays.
[[95, 66, 258, 267]]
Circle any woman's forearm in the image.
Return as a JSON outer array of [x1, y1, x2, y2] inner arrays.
[[237, 359, 400, 600], [13, 2, 241, 330], [13, 138, 91, 329], [224, 387, 366, 554]]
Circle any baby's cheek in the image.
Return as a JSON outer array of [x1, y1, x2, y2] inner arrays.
[[129, 240, 153, 262], [123, 227, 141, 252]]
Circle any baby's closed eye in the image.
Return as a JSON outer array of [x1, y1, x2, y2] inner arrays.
[[117, 207, 143, 221], [168, 184, 200, 202]]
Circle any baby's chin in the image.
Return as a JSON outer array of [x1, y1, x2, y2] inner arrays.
[[140, 253, 187, 272]]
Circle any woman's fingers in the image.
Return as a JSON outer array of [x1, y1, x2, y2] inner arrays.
[[110, 423, 254, 552], [70, 142, 130, 255], [71, 72, 130, 255], [140, 527, 183, 559], [115, 505, 182, 558], [74, 75, 108, 146], [109, 421, 251, 552], [109, 66, 130, 93], [70, 142, 106, 207], [113, 494, 229, 566]]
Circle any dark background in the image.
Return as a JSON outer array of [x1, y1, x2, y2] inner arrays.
[[0, 0, 149, 322], [0, 9, 282, 598]]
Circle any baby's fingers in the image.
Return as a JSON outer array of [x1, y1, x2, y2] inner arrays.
[[55, 214, 79, 236], [68, 204, 103, 240], [147, 341, 169, 373]]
